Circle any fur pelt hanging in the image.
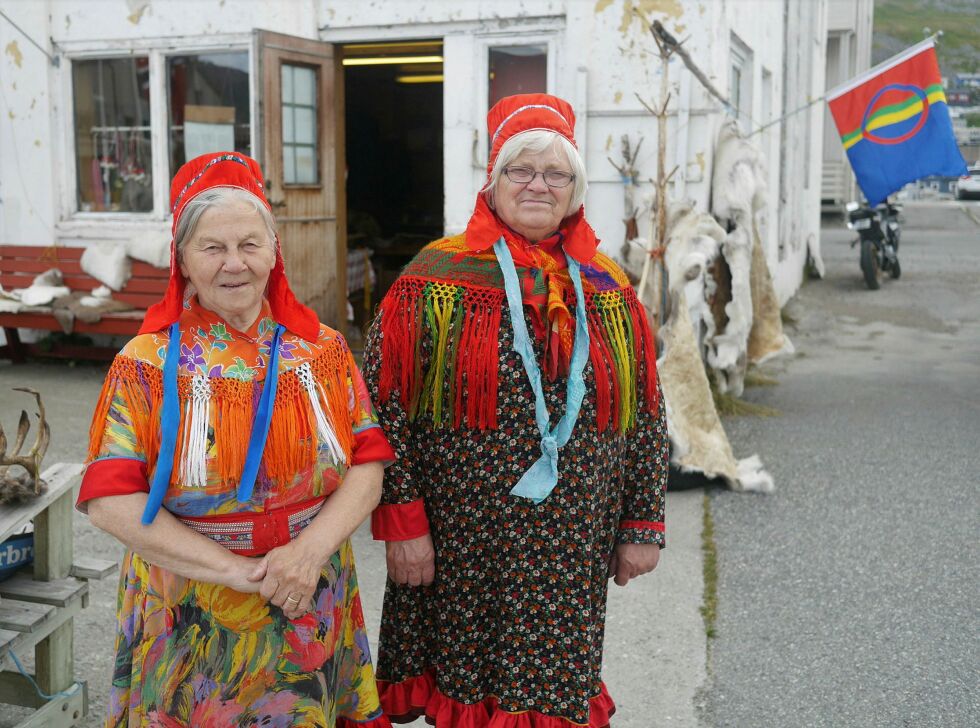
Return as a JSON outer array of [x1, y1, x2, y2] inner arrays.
[[621, 199, 773, 492]]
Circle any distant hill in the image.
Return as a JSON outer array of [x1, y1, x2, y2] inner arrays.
[[874, 0, 979, 77]]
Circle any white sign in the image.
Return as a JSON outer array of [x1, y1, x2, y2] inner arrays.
[[184, 121, 235, 162]]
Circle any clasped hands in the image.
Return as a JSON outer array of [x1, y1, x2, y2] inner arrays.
[[229, 540, 322, 620], [385, 535, 659, 588]]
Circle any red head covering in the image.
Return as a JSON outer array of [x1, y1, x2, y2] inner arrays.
[[464, 93, 599, 263], [486, 93, 577, 175], [139, 152, 320, 341]]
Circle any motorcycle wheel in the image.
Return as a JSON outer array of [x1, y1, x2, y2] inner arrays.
[[890, 256, 901, 279], [860, 238, 882, 289]]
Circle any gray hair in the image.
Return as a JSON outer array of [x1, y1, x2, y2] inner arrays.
[[483, 130, 588, 212], [174, 187, 277, 259]]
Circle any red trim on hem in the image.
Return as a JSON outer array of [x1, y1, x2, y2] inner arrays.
[[619, 520, 665, 532], [337, 714, 393, 728], [378, 670, 615, 728], [76, 458, 149, 513], [353, 427, 397, 465], [371, 500, 430, 541]]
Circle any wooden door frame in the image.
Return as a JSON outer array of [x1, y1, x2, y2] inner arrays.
[[255, 29, 346, 328]]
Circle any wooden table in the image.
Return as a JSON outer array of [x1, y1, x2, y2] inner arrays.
[[0, 463, 114, 727]]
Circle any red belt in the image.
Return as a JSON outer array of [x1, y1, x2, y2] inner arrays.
[[178, 497, 324, 556]]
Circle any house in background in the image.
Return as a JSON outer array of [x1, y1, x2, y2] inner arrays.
[[821, 0, 875, 210], [1, 0, 832, 331]]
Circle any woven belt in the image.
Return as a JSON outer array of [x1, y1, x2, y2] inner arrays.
[[178, 498, 324, 555]]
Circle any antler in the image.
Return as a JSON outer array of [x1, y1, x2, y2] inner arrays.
[[0, 388, 51, 494]]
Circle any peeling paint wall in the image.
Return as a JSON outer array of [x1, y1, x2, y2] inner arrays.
[[0, 1, 56, 245], [1, 0, 827, 305]]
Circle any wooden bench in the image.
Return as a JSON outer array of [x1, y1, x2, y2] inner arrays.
[[0, 463, 116, 727], [0, 245, 168, 362]]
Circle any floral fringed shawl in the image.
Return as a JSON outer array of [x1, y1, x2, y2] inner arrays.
[[377, 233, 659, 435], [82, 295, 389, 513]]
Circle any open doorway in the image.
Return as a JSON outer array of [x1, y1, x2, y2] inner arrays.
[[342, 40, 444, 341]]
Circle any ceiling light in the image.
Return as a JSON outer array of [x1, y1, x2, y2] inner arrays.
[[342, 55, 443, 66], [395, 74, 444, 84]]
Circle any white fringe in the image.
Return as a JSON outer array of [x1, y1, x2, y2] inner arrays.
[[296, 362, 346, 464], [181, 375, 212, 487]]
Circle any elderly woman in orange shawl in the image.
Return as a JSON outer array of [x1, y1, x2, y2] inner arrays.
[[79, 152, 394, 727]]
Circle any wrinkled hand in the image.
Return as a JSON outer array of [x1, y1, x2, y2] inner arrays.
[[608, 543, 661, 587], [249, 541, 322, 620], [225, 556, 268, 594], [385, 534, 436, 586]]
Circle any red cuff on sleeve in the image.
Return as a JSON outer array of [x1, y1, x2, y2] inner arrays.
[[76, 458, 149, 513], [619, 519, 665, 532], [352, 426, 397, 466], [371, 500, 430, 541]]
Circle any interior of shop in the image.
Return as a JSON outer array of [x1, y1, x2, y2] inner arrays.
[[342, 40, 444, 336]]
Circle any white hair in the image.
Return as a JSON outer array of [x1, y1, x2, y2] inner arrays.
[[483, 130, 588, 212], [174, 187, 277, 259]]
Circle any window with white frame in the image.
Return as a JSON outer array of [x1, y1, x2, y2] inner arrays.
[[475, 37, 556, 168], [70, 48, 251, 216], [73, 57, 153, 213], [729, 34, 754, 133], [488, 45, 547, 107], [167, 52, 250, 181]]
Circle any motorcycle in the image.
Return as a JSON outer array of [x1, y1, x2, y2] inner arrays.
[[845, 200, 902, 290]]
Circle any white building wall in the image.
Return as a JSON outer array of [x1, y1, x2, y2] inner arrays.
[[822, 0, 874, 205], [1, 0, 828, 306], [0, 1, 57, 247]]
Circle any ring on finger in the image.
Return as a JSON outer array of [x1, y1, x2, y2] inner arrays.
[[285, 594, 301, 604]]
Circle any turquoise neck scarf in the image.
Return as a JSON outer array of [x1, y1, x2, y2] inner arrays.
[[493, 237, 590, 504]]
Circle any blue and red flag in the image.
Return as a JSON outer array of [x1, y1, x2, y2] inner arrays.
[[827, 39, 967, 206]]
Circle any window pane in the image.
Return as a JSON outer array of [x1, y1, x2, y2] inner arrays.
[[73, 57, 152, 212], [283, 146, 296, 185], [294, 146, 317, 184], [281, 63, 319, 185], [489, 45, 547, 107], [167, 51, 250, 175], [294, 107, 316, 145], [281, 64, 294, 104], [293, 66, 316, 106], [282, 105, 295, 143]]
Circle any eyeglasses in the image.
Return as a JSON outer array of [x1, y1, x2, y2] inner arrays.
[[503, 166, 576, 188]]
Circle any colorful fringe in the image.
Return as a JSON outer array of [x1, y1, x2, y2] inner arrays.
[[377, 235, 659, 434], [87, 341, 360, 488]]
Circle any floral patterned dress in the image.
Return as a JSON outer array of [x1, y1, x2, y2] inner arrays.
[[363, 235, 669, 728], [80, 296, 393, 728]]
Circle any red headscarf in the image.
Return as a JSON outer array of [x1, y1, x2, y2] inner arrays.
[[139, 152, 320, 341], [463, 93, 599, 264]]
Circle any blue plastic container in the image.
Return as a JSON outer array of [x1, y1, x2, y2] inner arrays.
[[0, 532, 34, 581]]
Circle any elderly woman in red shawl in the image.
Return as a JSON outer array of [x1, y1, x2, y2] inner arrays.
[[79, 152, 394, 727], [362, 94, 669, 727]]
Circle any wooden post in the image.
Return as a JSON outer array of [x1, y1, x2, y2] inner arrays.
[[636, 33, 677, 328], [32, 474, 76, 696]]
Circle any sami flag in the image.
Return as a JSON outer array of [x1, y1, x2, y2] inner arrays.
[[827, 39, 967, 206]]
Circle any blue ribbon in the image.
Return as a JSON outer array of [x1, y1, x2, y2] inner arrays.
[[142, 322, 181, 524], [493, 238, 590, 504], [236, 324, 285, 503], [141, 321, 285, 524]]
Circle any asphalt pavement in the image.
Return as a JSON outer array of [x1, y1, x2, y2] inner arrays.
[[702, 200, 980, 728]]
